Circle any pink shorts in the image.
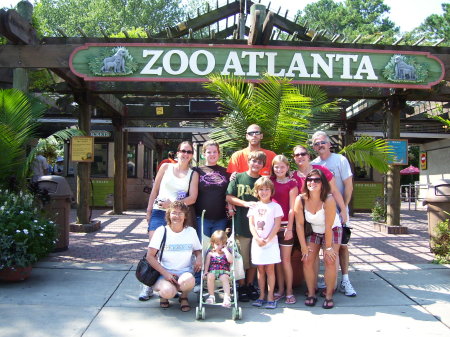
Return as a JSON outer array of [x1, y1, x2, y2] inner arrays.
[[308, 227, 342, 245]]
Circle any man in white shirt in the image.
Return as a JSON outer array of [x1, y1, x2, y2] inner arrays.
[[311, 131, 356, 297], [31, 154, 49, 183]]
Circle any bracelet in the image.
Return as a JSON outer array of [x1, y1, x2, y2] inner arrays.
[[325, 247, 333, 251], [285, 229, 292, 232]]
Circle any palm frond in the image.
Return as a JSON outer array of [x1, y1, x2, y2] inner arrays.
[[426, 113, 450, 129], [339, 136, 394, 173]]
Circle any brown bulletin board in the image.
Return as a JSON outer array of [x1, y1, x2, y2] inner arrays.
[[71, 136, 94, 162]]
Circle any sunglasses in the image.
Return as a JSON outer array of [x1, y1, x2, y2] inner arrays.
[[294, 152, 308, 157], [313, 141, 328, 147], [306, 177, 322, 183], [247, 131, 262, 136], [178, 149, 193, 154]]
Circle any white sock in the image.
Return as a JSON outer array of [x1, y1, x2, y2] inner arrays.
[[342, 274, 349, 283]]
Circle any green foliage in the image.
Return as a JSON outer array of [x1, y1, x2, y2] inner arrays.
[[339, 136, 393, 173], [204, 74, 337, 156], [431, 217, 450, 264], [0, 89, 83, 190], [34, 0, 184, 37], [0, 189, 56, 268], [299, 0, 399, 43], [371, 197, 386, 223]]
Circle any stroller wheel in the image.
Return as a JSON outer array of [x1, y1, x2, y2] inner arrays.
[[201, 307, 206, 320], [238, 307, 243, 320], [195, 307, 201, 320]]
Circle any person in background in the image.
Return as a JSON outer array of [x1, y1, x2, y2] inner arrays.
[[53, 157, 64, 176], [227, 124, 276, 177], [31, 152, 49, 182], [311, 131, 356, 297], [157, 151, 177, 171]]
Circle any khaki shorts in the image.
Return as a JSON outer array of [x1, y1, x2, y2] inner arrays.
[[235, 235, 253, 270]]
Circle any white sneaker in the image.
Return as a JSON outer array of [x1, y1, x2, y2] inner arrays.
[[138, 285, 154, 301], [339, 280, 357, 297], [193, 284, 201, 293], [206, 295, 215, 304]]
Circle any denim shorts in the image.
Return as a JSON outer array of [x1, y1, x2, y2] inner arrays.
[[196, 216, 227, 238], [148, 209, 167, 231]]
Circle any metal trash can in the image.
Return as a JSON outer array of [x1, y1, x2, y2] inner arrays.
[[423, 179, 450, 249], [37, 176, 73, 251]]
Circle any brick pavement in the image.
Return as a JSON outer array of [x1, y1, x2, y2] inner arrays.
[[44, 203, 436, 266]]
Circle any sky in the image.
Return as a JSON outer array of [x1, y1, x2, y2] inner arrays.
[[0, 0, 446, 32]]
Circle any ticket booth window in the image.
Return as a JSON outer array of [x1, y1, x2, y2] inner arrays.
[[92, 143, 108, 177]]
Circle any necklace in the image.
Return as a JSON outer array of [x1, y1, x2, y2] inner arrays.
[[276, 177, 289, 183]]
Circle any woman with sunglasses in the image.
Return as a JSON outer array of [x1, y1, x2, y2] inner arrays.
[[294, 169, 342, 309], [139, 141, 199, 301]]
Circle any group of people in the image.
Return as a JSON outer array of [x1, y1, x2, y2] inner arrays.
[[139, 124, 355, 312]]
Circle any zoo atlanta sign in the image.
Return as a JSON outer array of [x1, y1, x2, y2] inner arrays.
[[69, 43, 445, 89]]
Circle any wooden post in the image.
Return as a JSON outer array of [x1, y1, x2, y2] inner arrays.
[[386, 96, 403, 226], [76, 92, 92, 224], [113, 118, 124, 214], [122, 130, 128, 211], [12, 1, 33, 92]]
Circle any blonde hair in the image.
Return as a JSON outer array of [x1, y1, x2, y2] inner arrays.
[[253, 176, 275, 198], [271, 154, 290, 177], [202, 140, 220, 154], [210, 230, 228, 246]]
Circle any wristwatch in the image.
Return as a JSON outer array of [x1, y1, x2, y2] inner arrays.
[[325, 247, 333, 251]]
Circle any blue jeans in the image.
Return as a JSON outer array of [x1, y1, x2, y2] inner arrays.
[[196, 216, 227, 239], [147, 209, 166, 231]]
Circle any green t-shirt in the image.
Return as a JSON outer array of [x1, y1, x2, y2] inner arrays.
[[226, 172, 259, 237]]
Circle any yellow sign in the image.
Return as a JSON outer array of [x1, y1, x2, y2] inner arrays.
[[156, 106, 164, 115], [71, 136, 94, 162]]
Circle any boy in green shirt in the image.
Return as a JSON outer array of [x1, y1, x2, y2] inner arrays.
[[226, 150, 266, 302]]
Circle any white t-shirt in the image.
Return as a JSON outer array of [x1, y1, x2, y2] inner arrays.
[[311, 153, 353, 198], [247, 201, 284, 242], [32, 155, 48, 181], [149, 225, 201, 274]]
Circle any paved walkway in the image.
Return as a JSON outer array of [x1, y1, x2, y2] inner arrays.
[[1, 203, 449, 337]]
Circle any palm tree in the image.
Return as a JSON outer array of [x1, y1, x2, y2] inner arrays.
[[0, 88, 83, 190], [204, 74, 392, 173]]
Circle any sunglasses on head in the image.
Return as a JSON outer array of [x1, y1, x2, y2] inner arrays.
[[247, 131, 261, 136], [179, 149, 193, 154], [313, 140, 328, 147], [294, 152, 308, 157], [306, 177, 322, 183]]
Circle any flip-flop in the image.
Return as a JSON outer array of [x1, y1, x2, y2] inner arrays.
[[265, 301, 277, 309], [252, 299, 265, 307], [273, 292, 285, 301], [322, 298, 334, 309], [159, 298, 170, 309], [304, 296, 317, 307], [179, 297, 191, 312], [285, 295, 296, 304]]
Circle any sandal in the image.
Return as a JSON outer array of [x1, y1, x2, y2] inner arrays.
[[159, 298, 170, 309], [265, 300, 277, 309], [273, 292, 285, 301], [222, 295, 232, 308], [252, 299, 265, 307], [179, 297, 191, 312], [322, 298, 334, 309], [304, 296, 317, 307], [285, 295, 296, 304]]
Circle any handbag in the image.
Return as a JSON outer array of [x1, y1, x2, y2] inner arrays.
[[184, 170, 197, 229], [301, 197, 313, 237], [341, 223, 352, 244], [135, 227, 167, 286]]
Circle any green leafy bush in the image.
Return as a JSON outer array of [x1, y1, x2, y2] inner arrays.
[[371, 197, 386, 223], [0, 190, 56, 269], [431, 218, 450, 264]]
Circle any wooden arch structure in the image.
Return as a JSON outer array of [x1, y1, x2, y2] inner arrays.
[[1, 0, 449, 227]]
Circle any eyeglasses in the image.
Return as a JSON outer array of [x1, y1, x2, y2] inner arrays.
[[313, 141, 328, 147], [178, 149, 193, 154], [247, 131, 262, 136], [306, 177, 322, 183], [294, 152, 308, 157], [250, 159, 263, 165]]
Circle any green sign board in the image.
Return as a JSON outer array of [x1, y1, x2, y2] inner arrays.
[[70, 43, 444, 89], [90, 178, 114, 207], [353, 182, 384, 211]]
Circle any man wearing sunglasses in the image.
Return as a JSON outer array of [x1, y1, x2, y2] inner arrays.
[[311, 131, 356, 297], [227, 124, 276, 177]]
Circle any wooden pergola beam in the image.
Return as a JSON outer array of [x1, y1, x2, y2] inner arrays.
[[0, 9, 39, 45]]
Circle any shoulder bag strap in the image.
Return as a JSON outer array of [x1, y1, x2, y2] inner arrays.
[[157, 227, 167, 262], [186, 170, 194, 197]]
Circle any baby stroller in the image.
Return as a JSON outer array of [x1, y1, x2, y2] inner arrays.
[[195, 211, 243, 320]]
